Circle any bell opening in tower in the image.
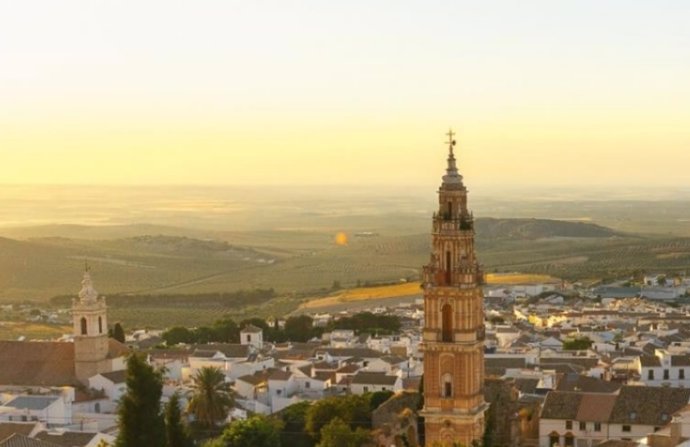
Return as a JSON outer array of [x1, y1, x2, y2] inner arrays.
[[442, 303, 453, 342], [445, 250, 452, 285]]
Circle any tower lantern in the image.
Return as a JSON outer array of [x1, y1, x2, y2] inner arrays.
[[421, 131, 487, 446]]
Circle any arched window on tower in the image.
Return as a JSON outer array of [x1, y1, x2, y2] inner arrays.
[[447, 201, 452, 220], [442, 304, 453, 342], [80, 317, 87, 335], [98, 316, 103, 334], [442, 373, 453, 398]]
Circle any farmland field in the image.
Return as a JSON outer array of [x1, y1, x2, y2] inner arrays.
[[3, 185, 690, 329]]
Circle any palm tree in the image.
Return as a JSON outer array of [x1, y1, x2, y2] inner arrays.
[[187, 366, 234, 428]]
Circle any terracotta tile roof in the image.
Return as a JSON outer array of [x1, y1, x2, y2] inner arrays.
[[312, 361, 337, 370], [0, 434, 59, 447], [0, 424, 37, 442], [639, 355, 661, 367], [556, 374, 621, 393], [541, 391, 583, 420], [381, 355, 406, 365], [0, 342, 77, 386], [316, 348, 383, 359], [313, 371, 335, 382], [241, 325, 263, 334], [98, 369, 126, 384], [351, 372, 399, 386], [514, 378, 539, 395], [34, 431, 97, 447], [267, 369, 292, 381], [540, 357, 599, 368], [336, 364, 360, 374], [576, 393, 618, 422], [194, 344, 249, 359], [672, 355, 690, 367], [146, 348, 191, 361], [107, 339, 129, 359], [609, 386, 690, 426]]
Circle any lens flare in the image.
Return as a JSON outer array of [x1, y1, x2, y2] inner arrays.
[[335, 232, 348, 246]]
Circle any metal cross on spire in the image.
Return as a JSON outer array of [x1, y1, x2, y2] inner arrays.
[[446, 129, 457, 155]]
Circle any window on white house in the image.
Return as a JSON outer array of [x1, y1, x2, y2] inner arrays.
[[594, 422, 601, 432], [622, 425, 631, 432], [364, 386, 369, 392]]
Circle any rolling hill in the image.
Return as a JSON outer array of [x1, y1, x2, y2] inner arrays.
[[0, 218, 682, 304]]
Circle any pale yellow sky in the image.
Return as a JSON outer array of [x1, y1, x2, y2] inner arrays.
[[1, 1, 689, 188]]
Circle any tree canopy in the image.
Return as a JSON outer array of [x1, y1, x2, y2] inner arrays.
[[115, 354, 165, 447], [165, 392, 193, 447], [187, 366, 234, 429], [208, 415, 283, 447]]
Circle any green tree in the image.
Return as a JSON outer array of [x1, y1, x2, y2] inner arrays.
[[211, 318, 239, 343], [284, 315, 317, 342], [188, 367, 234, 428], [192, 326, 216, 344], [163, 327, 196, 345], [211, 415, 283, 447], [369, 390, 394, 410], [112, 322, 126, 344], [277, 401, 314, 447], [165, 392, 193, 447], [305, 395, 372, 442], [115, 354, 165, 447], [240, 318, 270, 332], [562, 337, 593, 350], [317, 417, 370, 447]]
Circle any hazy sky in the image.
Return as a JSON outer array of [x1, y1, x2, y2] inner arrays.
[[1, 1, 689, 188]]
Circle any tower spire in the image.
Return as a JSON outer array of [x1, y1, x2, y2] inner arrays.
[[79, 266, 98, 303], [442, 129, 463, 186]]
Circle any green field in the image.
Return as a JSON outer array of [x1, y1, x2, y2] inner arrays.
[[2, 185, 690, 329]]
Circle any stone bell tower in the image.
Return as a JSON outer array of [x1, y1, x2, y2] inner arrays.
[[73, 265, 110, 383], [421, 131, 488, 446]]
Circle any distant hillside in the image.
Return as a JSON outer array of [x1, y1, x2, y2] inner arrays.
[[475, 218, 621, 240]]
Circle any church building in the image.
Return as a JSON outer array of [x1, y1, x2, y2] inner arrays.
[[421, 132, 488, 446], [0, 269, 127, 388]]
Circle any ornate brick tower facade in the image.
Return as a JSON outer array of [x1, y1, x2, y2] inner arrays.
[[421, 132, 488, 446]]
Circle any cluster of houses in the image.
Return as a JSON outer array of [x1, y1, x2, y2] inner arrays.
[[4, 272, 690, 446]]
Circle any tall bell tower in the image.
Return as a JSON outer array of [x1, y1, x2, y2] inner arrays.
[[421, 131, 488, 446], [73, 265, 110, 383]]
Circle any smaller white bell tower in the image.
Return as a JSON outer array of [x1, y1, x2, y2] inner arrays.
[[73, 265, 110, 383]]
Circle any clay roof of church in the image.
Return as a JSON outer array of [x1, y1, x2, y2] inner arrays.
[[107, 339, 129, 358], [0, 341, 77, 386]]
